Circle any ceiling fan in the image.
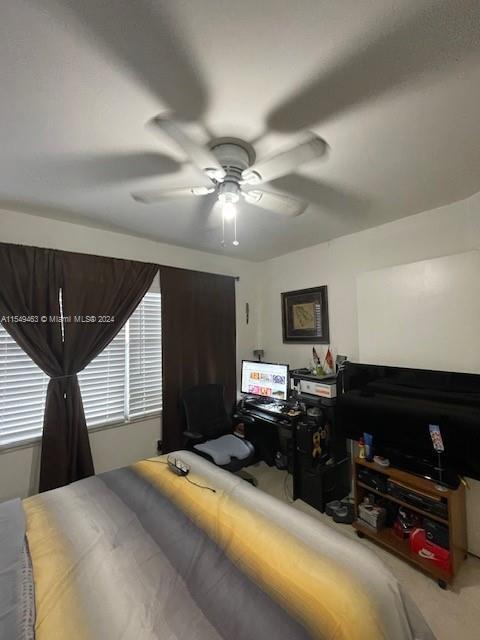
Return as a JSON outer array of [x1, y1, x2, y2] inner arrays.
[[131, 114, 328, 246]]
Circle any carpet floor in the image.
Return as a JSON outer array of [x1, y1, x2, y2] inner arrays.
[[247, 462, 480, 640]]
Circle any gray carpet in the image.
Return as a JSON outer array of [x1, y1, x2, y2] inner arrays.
[[247, 462, 480, 640]]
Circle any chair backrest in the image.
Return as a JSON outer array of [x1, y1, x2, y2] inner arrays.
[[181, 384, 231, 440]]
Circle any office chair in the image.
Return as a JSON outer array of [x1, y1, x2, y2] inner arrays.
[[181, 384, 257, 485]]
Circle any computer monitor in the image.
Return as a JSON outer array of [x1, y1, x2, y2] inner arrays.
[[241, 360, 289, 401]]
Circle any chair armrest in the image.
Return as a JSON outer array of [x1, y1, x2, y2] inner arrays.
[[183, 430, 204, 443]]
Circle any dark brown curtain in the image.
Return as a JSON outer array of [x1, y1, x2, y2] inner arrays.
[[160, 266, 236, 452], [0, 242, 158, 491]]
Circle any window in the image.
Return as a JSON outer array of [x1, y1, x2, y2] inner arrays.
[[0, 330, 49, 446], [0, 290, 162, 447], [78, 327, 127, 427], [127, 292, 163, 418]]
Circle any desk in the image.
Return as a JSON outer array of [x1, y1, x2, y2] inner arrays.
[[235, 400, 301, 469], [236, 396, 350, 512]]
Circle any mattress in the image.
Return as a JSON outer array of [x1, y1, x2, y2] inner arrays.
[[1, 451, 435, 639]]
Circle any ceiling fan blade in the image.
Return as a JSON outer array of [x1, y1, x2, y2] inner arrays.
[[150, 115, 226, 180], [242, 134, 327, 185], [271, 174, 371, 217], [131, 185, 214, 204], [243, 189, 307, 217]]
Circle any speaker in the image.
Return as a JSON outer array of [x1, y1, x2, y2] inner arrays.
[[296, 457, 350, 512], [296, 419, 328, 461]]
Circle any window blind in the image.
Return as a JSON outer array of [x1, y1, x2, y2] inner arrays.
[[0, 289, 162, 447], [128, 291, 163, 417], [78, 327, 126, 427], [0, 328, 48, 445]]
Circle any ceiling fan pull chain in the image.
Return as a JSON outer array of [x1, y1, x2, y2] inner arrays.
[[233, 213, 239, 247]]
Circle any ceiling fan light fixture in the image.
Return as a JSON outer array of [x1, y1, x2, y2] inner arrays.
[[218, 180, 240, 222], [221, 200, 237, 221], [218, 180, 240, 203], [134, 114, 329, 249]]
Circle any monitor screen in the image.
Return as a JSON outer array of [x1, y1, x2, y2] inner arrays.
[[241, 360, 289, 401]]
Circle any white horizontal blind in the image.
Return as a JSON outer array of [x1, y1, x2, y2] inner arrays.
[[0, 289, 162, 448], [128, 291, 162, 417], [0, 327, 48, 446], [78, 327, 126, 427]]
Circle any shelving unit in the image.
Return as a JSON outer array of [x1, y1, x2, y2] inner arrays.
[[353, 458, 467, 587]]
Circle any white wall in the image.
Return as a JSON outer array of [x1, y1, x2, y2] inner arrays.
[[0, 417, 161, 501], [0, 207, 261, 501], [357, 250, 480, 373], [259, 191, 480, 368]]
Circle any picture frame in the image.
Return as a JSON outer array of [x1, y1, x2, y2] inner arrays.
[[281, 286, 329, 343]]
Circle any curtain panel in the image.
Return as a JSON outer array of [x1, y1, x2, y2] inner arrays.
[[160, 266, 236, 453], [0, 242, 158, 491]]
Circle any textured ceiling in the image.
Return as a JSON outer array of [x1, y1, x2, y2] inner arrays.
[[1, 0, 480, 260]]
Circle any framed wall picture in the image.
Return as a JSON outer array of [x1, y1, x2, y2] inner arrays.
[[281, 286, 329, 343]]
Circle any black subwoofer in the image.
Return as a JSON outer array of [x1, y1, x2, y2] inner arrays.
[[295, 457, 350, 513]]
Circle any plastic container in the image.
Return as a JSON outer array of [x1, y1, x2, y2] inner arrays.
[[363, 432, 373, 461], [358, 438, 365, 459]]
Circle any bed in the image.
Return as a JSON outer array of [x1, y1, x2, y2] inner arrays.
[[2, 451, 435, 640]]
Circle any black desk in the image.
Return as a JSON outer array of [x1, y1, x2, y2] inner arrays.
[[236, 400, 300, 469], [236, 395, 350, 513]]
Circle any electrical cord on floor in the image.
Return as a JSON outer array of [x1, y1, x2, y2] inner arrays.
[[142, 458, 216, 493]]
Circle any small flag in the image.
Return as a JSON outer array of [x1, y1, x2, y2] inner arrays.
[[324, 347, 334, 373]]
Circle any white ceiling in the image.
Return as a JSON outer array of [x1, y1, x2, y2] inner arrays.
[[1, 0, 480, 261]]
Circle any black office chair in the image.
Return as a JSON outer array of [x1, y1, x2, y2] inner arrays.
[[181, 384, 257, 484]]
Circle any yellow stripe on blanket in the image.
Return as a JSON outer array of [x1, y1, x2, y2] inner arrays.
[[135, 460, 387, 640], [23, 496, 93, 640]]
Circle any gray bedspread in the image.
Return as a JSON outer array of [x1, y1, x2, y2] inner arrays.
[[0, 498, 35, 640], [2, 452, 436, 639]]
